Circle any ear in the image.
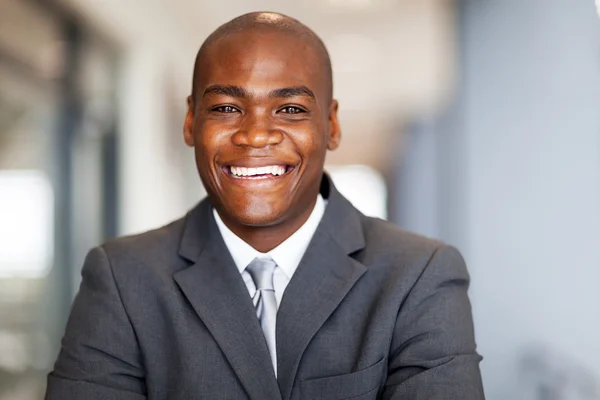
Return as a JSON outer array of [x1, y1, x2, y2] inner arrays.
[[327, 99, 341, 151], [183, 96, 195, 147]]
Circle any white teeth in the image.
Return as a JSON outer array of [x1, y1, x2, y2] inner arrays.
[[230, 165, 287, 177]]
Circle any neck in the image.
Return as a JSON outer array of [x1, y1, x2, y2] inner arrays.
[[217, 197, 318, 253]]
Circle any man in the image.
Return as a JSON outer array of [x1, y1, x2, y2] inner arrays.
[[46, 12, 484, 400]]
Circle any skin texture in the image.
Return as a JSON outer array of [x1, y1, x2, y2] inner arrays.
[[183, 13, 341, 253]]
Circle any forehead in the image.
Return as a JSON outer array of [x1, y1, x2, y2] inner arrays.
[[197, 30, 328, 98]]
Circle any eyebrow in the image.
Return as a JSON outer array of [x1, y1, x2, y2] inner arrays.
[[203, 85, 249, 98], [202, 84, 315, 100], [269, 86, 315, 99]]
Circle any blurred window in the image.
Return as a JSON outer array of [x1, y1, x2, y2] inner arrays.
[[327, 164, 388, 219], [0, 1, 118, 398], [0, 171, 53, 278]]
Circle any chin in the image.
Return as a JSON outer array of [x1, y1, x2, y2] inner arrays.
[[224, 201, 287, 228], [236, 210, 286, 228]]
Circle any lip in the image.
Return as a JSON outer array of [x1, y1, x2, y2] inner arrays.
[[223, 157, 297, 167], [218, 158, 299, 188]]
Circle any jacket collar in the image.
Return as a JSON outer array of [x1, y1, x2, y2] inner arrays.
[[175, 173, 367, 400]]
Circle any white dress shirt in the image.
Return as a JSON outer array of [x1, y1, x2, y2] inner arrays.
[[213, 195, 326, 307]]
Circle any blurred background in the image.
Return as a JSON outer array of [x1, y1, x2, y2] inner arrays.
[[0, 0, 599, 398]]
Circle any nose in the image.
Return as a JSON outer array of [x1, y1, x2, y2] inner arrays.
[[231, 111, 284, 148]]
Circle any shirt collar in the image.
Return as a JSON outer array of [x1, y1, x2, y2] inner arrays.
[[213, 194, 326, 278]]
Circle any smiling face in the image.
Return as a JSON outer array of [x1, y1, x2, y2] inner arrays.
[[184, 28, 341, 235]]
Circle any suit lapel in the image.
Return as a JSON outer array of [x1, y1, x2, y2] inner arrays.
[[276, 177, 367, 400], [173, 200, 282, 400]]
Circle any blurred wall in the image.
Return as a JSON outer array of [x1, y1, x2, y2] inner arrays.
[[61, 0, 203, 235], [396, 0, 600, 398]]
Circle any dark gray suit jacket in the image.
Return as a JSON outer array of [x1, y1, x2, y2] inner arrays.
[[46, 176, 484, 400]]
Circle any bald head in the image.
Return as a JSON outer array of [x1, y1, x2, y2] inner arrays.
[[183, 12, 342, 239], [190, 12, 333, 103]]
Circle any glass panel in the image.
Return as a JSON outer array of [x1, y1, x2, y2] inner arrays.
[[0, 2, 62, 399], [0, 68, 59, 400]]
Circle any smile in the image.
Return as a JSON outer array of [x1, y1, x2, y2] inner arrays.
[[225, 165, 295, 179]]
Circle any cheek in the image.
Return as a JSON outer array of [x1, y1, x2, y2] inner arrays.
[[293, 123, 327, 151], [193, 124, 223, 162], [192, 134, 219, 187], [196, 121, 237, 157], [298, 130, 328, 163]]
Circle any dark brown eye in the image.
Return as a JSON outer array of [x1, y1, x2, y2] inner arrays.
[[280, 106, 304, 114], [214, 105, 238, 113]]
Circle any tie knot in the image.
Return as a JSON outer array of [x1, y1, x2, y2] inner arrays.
[[246, 257, 276, 291]]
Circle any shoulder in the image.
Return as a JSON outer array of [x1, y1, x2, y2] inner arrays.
[[99, 215, 188, 269], [356, 216, 468, 289], [358, 216, 461, 269], [362, 216, 444, 254]]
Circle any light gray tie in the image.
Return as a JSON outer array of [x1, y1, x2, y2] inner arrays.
[[246, 257, 278, 375]]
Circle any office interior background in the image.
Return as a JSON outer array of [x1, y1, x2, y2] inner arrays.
[[0, 0, 599, 399]]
